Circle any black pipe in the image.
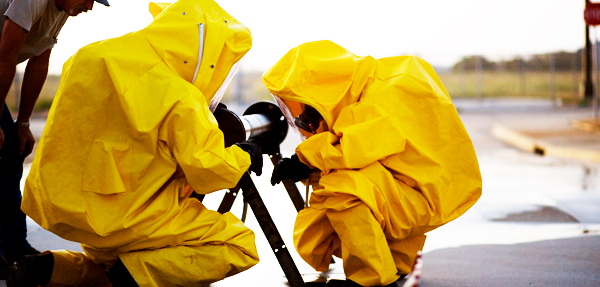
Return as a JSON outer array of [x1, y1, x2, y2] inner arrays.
[[213, 101, 288, 155]]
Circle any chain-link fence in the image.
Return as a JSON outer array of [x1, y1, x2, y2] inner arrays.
[[221, 51, 587, 106], [436, 52, 583, 105], [6, 50, 590, 115]]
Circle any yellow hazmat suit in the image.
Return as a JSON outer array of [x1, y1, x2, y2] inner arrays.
[[263, 41, 482, 286], [22, 0, 259, 286]]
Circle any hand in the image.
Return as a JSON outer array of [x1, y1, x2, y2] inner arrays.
[[17, 125, 35, 156], [236, 141, 263, 176], [271, 154, 313, 186]]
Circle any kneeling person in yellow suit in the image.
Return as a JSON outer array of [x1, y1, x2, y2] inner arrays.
[[9, 0, 262, 286], [264, 41, 483, 287]]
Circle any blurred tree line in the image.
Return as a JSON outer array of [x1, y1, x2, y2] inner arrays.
[[452, 50, 583, 72]]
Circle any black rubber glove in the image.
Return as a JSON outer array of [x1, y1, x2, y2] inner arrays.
[[236, 141, 263, 176], [271, 153, 313, 186]]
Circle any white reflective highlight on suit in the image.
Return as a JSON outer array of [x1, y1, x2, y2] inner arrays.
[[191, 23, 204, 84], [209, 59, 242, 113]]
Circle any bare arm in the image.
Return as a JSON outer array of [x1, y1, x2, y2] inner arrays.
[[0, 18, 28, 149], [18, 49, 50, 124], [17, 48, 51, 156]]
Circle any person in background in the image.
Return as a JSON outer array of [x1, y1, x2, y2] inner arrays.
[[7, 0, 263, 286], [265, 40, 482, 287], [0, 0, 109, 279]]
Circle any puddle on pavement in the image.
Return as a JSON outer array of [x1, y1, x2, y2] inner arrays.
[[475, 148, 600, 224], [492, 205, 579, 223]]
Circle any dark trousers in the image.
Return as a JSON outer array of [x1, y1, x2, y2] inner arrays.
[[0, 103, 31, 260]]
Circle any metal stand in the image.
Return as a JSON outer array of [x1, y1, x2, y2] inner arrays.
[[216, 152, 304, 214], [216, 173, 306, 287], [195, 102, 334, 286], [209, 102, 306, 286], [212, 143, 308, 286]]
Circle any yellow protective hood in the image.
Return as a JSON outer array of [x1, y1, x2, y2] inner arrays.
[[263, 40, 376, 129], [144, 0, 251, 104], [263, 40, 481, 219]]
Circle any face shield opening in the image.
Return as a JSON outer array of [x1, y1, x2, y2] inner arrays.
[[294, 105, 323, 134], [273, 95, 326, 140], [208, 59, 242, 113]]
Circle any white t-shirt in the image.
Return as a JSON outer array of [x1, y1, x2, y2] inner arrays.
[[0, 0, 68, 64]]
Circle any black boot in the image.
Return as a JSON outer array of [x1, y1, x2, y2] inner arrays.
[[0, 256, 17, 280], [6, 252, 54, 287], [105, 258, 139, 287]]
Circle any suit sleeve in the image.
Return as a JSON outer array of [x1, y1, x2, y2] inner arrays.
[[296, 102, 406, 174], [159, 94, 251, 195]]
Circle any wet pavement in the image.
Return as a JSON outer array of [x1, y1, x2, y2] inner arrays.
[[2, 99, 600, 286]]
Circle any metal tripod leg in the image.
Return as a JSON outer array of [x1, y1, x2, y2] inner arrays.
[[269, 153, 336, 265], [217, 184, 241, 214], [217, 173, 306, 287]]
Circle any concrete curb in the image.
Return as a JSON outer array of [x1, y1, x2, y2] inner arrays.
[[571, 119, 600, 134], [491, 124, 600, 163]]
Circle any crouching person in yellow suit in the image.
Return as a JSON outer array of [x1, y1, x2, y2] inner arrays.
[[263, 41, 483, 287], [8, 0, 262, 286]]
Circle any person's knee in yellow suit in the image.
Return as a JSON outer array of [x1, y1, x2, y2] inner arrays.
[[9, 0, 264, 286], [265, 40, 483, 286]]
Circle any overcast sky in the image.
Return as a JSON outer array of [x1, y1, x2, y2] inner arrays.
[[31, 0, 589, 75]]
